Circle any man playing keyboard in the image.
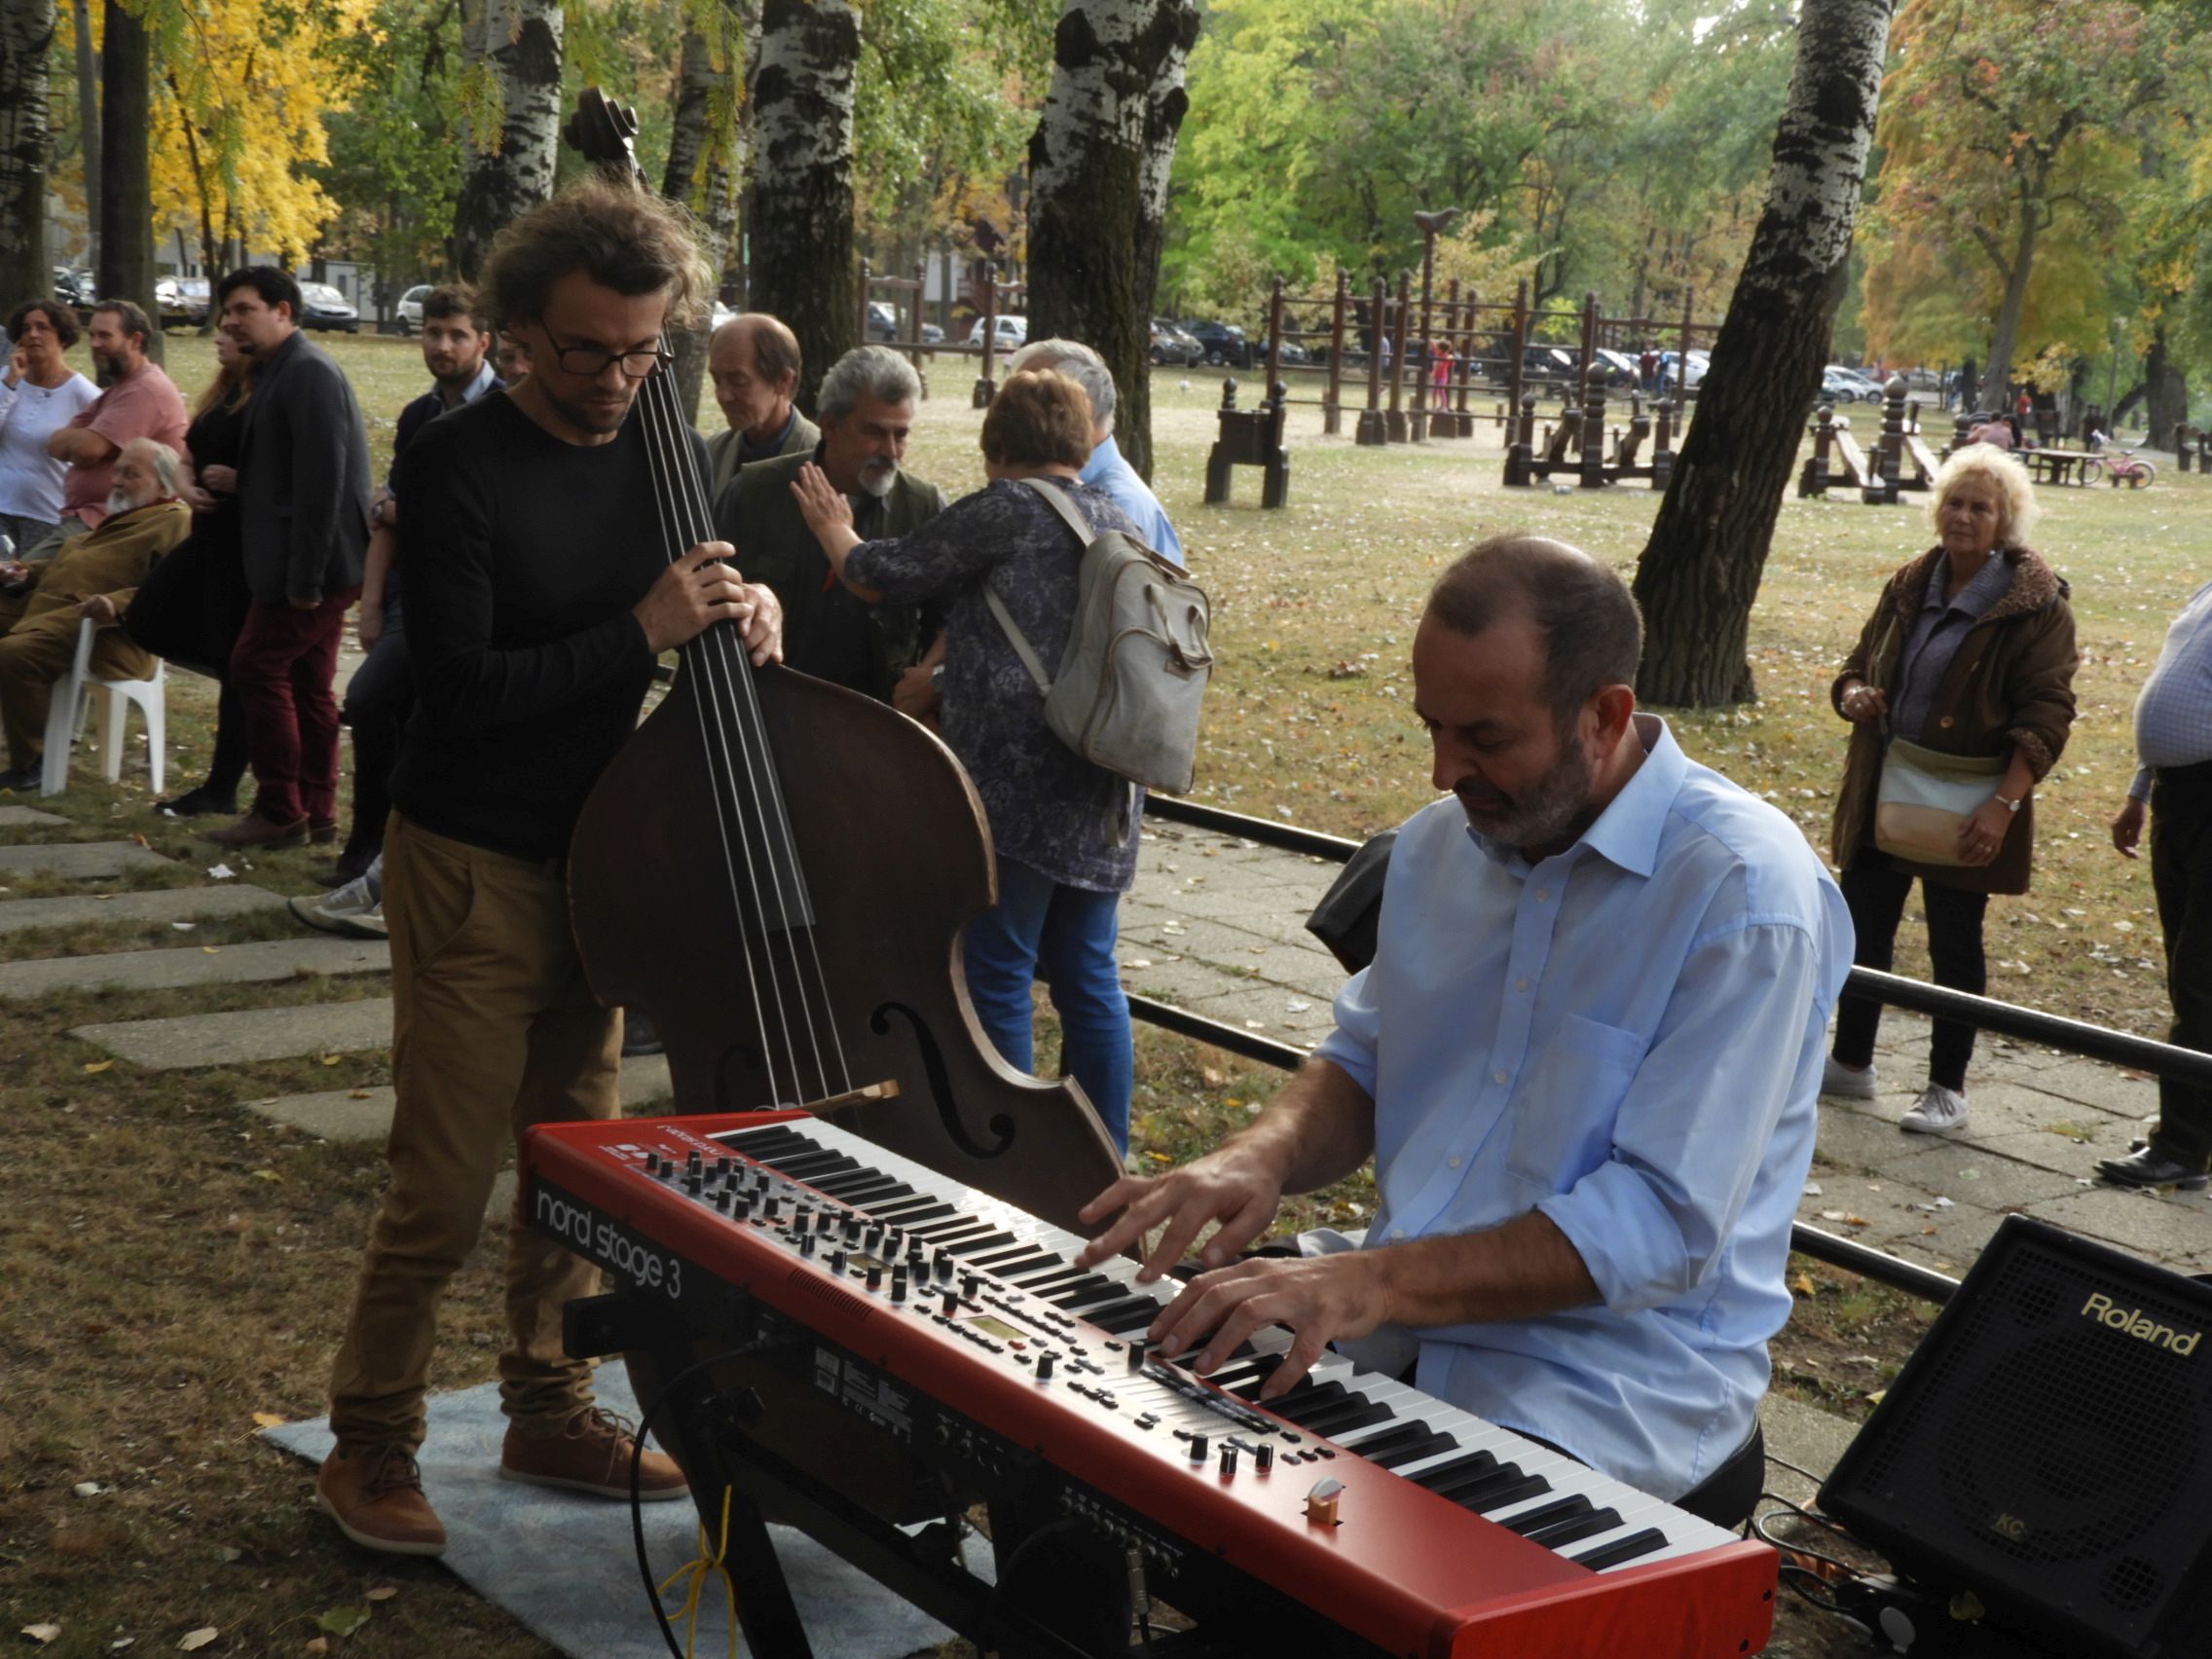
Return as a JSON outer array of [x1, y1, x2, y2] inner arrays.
[[1077, 535, 1852, 1524]]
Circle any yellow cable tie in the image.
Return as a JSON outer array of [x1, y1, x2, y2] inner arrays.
[[656, 1486, 740, 1659]]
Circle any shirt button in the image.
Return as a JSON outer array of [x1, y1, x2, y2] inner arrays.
[[1938, 716, 1956, 728], [1389, 1229, 1404, 1240], [1515, 976, 1530, 992], [1534, 888, 1549, 903], [1493, 1069, 1508, 1085], [1447, 1156, 1462, 1169]]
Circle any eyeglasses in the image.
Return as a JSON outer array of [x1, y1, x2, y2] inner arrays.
[[549, 341, 674, 381]]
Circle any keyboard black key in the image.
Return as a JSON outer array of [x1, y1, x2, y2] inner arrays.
[[1458, 1473, 1553, 1516], [1567, 1529, 1669, 1572], [1046, 1277, 1126, 1310], [1287, 1397, 1391, 1438], [1345, 1422, 1456, 1470], [979, 1251, 1063, 1279], [866, 1200, 956, 1228], [944, 1231, 1018, 1257], [971, 1244, 1053, 1271], [768, 1153, 861, 1181], [1255, 1380, 1349, 1417], [814, 1176, 914, 1206], [1073, 1296, 1161, 1335], [722, 1125, 811, 1153], [1526, 1508, 1622, 1551], [1498, 1496, 1594, 1538], [1007, 1267, 1089, 1294], [901, 1219, 995, 1245], [1428, 1461, 1535, 1505], [1406, 1450, 1500, 1493]]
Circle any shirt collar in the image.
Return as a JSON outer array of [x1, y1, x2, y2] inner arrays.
[[1464, 713, 1682, 880], [1923, 551, 2012, 618], [1080, 432, 1120, 484]]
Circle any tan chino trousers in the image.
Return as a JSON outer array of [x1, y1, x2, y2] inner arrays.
[[327, 812, 621, 1451]]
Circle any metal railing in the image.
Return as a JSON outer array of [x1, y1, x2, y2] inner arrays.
[[1135, 793, 2212, 1306]]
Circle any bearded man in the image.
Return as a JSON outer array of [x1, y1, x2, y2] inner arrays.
[[1074, 535, 1853, 1530], [0, 436, 191, 788]]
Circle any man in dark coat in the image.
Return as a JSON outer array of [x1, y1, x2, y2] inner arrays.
[[206, 267, 372, 848]]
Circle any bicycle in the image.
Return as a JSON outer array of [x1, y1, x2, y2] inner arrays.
[[2082, 444, 2157, 489]]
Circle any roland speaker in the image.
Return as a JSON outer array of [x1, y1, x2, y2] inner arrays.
[[1821, 1216, 2212, 1658]]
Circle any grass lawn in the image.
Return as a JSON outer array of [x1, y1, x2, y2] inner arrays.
[[3, 334, 2194, 1655]]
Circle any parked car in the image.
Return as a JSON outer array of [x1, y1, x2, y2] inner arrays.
[[1823, 365, 1884, 404], [395, 283, 431, 334], [1150, 317, 1202, 366], [1520, 344, 1577, 386], [165, 277, 210, 326], [1276, 339, 1311, 367], [298, 280, 359, 333], [1659, 349, 1710, 390], [52, 268, 95, 313], [154, 277, 186, 324], [1179, 318, 1251, 368], [966, 313, 1027, 350]]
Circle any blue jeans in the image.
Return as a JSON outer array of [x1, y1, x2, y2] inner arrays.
[[964, 856, 1132, 1154]]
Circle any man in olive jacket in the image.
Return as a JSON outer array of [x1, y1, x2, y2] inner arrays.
[[715, 346, 944, 704], [207, 266, 373, 849]]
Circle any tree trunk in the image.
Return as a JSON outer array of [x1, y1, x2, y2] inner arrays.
[[96, 0, 156, 359], [451, 0, 564, 282], [1978, 191, 2038, 416], [2144, 322, 2186, 452], [1025, 0, 1199, 482], [0, 0, 54, 303], [71, 0, 94, 270], [662, 7, 753, 425], [1632, 0, 1892, 709], [749, 0, 858, 420]]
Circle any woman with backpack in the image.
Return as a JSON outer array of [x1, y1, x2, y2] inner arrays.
[[791, 368, 1145, 1154]]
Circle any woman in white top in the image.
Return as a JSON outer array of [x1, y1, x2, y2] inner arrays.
[[0, 300, 100, 554]]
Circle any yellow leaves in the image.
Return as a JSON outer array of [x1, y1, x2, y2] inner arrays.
[[83, 1059, 114, 1073], [1789, 1272, 1818, 1297], [178, 1631, 219, 1652], [250, 1169, 282, 1183], [251, 1411, 286, 1428]]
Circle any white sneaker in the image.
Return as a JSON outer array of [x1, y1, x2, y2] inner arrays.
[[290, 867, 387, 940], [1821, 1055, 1877, 1099], [1900, 1084, 1969, 1134]]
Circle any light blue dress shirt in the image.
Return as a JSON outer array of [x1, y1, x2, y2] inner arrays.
[[1080, 433, 1184, 568], [1311, 717, 1853, 1500], [2130, 578, 2212, 799]]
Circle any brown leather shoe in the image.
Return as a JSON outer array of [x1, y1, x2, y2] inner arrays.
[[204, 811, 310, 849], [308, 821, 340, 845], [315, 1443, 447, 1556], [498, 1407, 689, 1501]]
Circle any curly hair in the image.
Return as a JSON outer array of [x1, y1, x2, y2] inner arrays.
[[1928, 442, 2039, 548], [979, 369, 1094, 469], [479, 176, 711, 335], [7, 298, 80, 350]]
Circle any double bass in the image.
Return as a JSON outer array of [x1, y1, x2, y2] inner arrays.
[[559, 92, 1124, 1240]]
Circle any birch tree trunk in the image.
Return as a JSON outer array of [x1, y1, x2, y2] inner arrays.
[[97, 0, 157, 360], [451, 0, 565, 282], [749, 0, 857, 419], [71, 0, 93, 270], [0, 0, 54, 303], [663, 4, 755, 424], [1631, 0, 1893, 708], [1026, 0, 1200, 482]]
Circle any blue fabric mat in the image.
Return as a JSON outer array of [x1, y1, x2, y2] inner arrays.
[[264, 1369, 962, 1658]]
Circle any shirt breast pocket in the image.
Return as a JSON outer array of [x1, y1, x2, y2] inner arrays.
[[1506, 1014, 1648, 1193]]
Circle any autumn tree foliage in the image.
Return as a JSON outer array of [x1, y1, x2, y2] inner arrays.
[[1859, 0, 2175, 411]]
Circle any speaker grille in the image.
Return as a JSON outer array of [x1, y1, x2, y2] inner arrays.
[[1823, 1219, 2212, 1658]]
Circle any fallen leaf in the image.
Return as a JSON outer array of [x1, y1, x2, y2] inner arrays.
[[250, 1169, 282, 1183], [251, 1412, 286, 1429], [314, 1608, 369, 1638], [1146, 1151, 1172, 1163], [22, 1625, 61, 1644], [1789, 1272, 1817, 1296], [178, 1631, 218, 1652], [362, 1587, 396, 1604], [83, 1059, 115, 1073], [1199, 1067, 1226, 1088], [1842, 1213, 1870, 1227], [72, 1481, 102, 1496], [202, 946, 221, 955], [319, 1055, 342, 1067], [305, 1641, 328, 1656], [1865, 1388, 1888, 1407], [347, 1089, 371, 1100], [170, 921, 196, 931]]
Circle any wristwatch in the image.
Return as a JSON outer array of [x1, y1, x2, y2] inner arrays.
[[1994, 793, 2023, 812]]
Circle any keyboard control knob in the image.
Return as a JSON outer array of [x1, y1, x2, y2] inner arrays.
[[828, 1250, 847, 1273], [686, 1150, 703, 1174], [816, 1210, 835, 1234], [934, 1248, 953, 1278], [798, 1234, 816, 1257], [731, 1197, 753, 1220], [1256, 1444, 1274, 1472], [891, 1268, 908, 1302], [713, 1189, 731, 1210], [1220, 1446, 1237, 1477], [761, 1197, 780, 1220], [866, 1265, 883, 1291], [961, 1272, 979, 1299], [941, 1291, 958, 1316], [1036, 1352, 1055, 1380], [1126, 1345, 1144, 1372], [1187, 1434, 1208, 1464], [845, 1216, 862, 1240]]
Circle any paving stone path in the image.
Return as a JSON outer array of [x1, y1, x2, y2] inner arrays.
[[19, 813, 2211, 1511]]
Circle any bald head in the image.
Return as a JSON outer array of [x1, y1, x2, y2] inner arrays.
[[1425, 535, 1642, 729], [709, 313, 803, 441]]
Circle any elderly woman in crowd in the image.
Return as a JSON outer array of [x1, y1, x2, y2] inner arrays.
[[1823, 443, 2079, 1134], [792, 369, 1144, 1154]]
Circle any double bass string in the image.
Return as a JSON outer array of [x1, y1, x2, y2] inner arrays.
[[636, 356, 854, 1107], [630, 361, 796, 1109], [647, 363, 856, 1103]]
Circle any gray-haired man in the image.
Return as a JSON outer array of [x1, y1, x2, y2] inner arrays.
[[1009, 337, 1183, 568], [714, 345, 946, 702]]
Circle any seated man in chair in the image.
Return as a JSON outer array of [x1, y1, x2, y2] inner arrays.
[[0, 437, 191, 791]]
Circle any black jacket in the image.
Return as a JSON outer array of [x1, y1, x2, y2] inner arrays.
[[236, 330, 372, 604]]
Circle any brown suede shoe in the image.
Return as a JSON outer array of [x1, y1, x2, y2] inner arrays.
[[498, 1407, 689, 1501], [203, 811, 310, 849], [315, 1443, 447, 1556]]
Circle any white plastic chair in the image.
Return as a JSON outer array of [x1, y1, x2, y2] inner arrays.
[[40, 617, 166, 795]]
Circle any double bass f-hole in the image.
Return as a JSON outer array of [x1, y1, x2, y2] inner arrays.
[[870, 1002, 1016, 1161]]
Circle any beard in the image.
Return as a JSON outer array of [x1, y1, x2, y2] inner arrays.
[[104, 487, 141, 518], [542, 381, 635, 437], [92, 349, 124, 387], [855, 461, 898, 499], [1454, 728, 1598, 852]]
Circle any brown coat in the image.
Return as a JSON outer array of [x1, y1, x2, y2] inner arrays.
[[1827, 545, 2078, 896]]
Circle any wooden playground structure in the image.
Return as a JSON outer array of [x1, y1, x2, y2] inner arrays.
[[1208, 264, 1719, 507], [857, 256, 1027, 408]]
